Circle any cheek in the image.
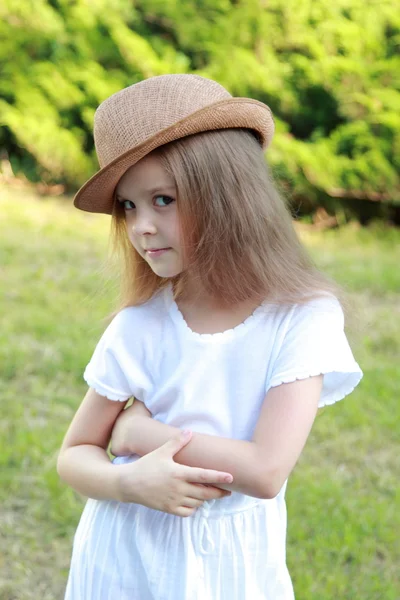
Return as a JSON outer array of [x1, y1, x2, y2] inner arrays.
[[169, 216, 182, 243], [125, 219, 139, 248], [172, 227, 182, 246], [124, 215, 134, 235]]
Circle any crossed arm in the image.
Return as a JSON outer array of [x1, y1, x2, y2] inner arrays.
[[111, 374, 323, 499], [57, 375, 322, 513]]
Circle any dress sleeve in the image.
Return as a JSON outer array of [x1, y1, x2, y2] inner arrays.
[[83, 310, 150, 402], [267, 296, 363, 408]]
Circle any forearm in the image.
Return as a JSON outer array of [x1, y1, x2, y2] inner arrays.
[[57, 445, 122, 501], [125, 417, 267, 498], [112, 378, 323, 500]]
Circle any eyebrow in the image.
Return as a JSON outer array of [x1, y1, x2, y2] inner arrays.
[[116, 186, 176, 202]]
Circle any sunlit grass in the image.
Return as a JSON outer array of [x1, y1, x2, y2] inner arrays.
[[1, 186, 399, 599]]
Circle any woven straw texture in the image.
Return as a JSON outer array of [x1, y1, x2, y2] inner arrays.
[[74, 74, 274, 214]]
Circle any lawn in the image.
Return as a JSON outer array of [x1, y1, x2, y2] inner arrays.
[[0, 186, 399, 599]]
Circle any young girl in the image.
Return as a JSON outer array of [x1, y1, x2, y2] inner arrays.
[[58, 74, 363, 600]]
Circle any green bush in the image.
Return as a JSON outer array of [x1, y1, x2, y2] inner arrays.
[[1, 0, 399, 220]]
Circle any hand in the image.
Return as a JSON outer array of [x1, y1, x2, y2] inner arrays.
[[111, 400, 151, 456], [115, 430, 233, 517]]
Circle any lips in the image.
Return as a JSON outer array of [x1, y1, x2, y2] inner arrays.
[[145, 247, 171, 257], [145, 248, 170, 252]]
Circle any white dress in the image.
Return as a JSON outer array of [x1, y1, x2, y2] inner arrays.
[[65, 285, 362, 600]]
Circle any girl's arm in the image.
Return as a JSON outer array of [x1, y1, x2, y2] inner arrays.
[[57, 387, 128, 500], [111, 375, 323, 499], [57, 387, 233, 516]]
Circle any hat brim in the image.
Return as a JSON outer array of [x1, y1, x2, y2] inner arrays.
[[74, 97, 274, 215]]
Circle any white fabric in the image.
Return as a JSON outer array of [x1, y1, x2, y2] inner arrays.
[[65, 285, 362, 599]]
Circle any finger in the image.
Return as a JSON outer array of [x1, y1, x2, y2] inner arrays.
[[184, 483, 231, 501], [159, 430, 193, 457], [175, 506, 197, 518], [181, 497, 204, 509], [192, 483, 231, 496], [180, 466, 233, 486], [200, 486, 232, 500]]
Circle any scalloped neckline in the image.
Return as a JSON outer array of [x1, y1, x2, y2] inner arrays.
[[164, 285, 268, 342]]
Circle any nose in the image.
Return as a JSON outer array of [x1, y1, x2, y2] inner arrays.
[[131, 209, 157, 236]]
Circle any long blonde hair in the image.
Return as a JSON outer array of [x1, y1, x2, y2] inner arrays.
[[110, 129, 341, 309]]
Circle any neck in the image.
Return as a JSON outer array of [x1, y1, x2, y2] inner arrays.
[[174, 276, 225, 309], [171, 278, 263, 336], [174, 276, 260, 312]]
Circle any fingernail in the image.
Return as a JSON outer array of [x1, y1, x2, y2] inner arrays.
[[224, 475, 233, 483], [182, 429, 191, 439]]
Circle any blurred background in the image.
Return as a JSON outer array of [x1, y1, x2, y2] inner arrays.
[[0, 1, 399, 598]]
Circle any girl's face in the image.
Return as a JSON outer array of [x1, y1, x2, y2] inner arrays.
[[116, 155, 184, 278]]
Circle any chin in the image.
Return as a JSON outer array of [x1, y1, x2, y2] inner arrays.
[[152, 266, 183, 278]]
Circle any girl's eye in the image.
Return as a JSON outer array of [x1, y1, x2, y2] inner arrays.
[[154, 195, 175, 207], [121, 200, 135, 211]]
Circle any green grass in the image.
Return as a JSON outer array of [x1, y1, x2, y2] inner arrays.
[[1, 186, 399, 599]]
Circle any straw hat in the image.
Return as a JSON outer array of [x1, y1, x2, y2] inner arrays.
[[74, 74, 275, 214]]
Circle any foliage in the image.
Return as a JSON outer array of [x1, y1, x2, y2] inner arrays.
[[0, 0, 399, 218]]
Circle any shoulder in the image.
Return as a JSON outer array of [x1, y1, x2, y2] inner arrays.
[[95, 290, 168, 355], [267, 292, 362, 405], [264, 295, 344, 352], [262, 293, 343, 335], [109, 288, 168, 332], [288, 294, 344, 330]]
